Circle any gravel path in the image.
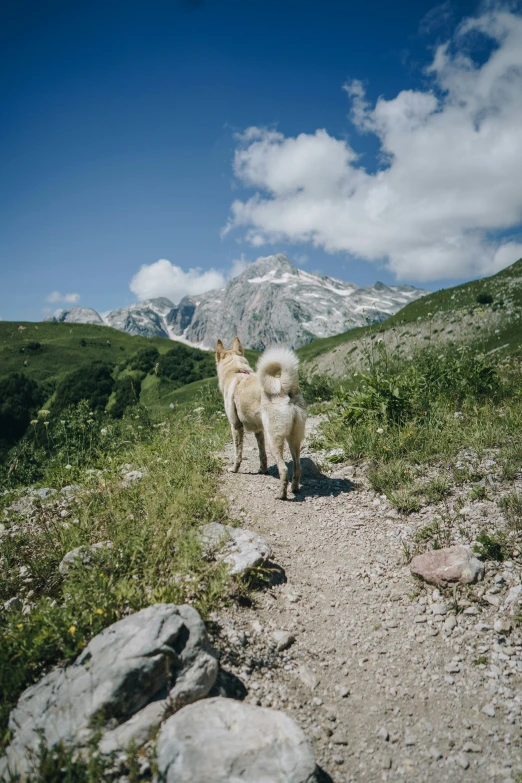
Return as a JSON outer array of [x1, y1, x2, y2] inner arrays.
[[214, 418, 522, 783]]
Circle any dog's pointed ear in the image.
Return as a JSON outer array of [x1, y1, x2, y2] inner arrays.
[[232, 336, 244, 355], [215, 339, 225, 360]]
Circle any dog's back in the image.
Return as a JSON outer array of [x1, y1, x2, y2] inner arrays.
[[256, 347, 307, 499]]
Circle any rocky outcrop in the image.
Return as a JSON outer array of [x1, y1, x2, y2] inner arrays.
[[0, 604, 218, 779], [200, 522, 272, 575], [44, 307, 104, 325], [410, 545, 485, 587], [155, 697, 318, 783]]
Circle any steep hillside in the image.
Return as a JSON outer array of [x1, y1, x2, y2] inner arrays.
[[298, 258, 522, 369]]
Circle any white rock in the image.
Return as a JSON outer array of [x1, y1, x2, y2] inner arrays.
[[273, 630, 296, 652], [155, 698, 317, 783], [200, 522, 271, 576]]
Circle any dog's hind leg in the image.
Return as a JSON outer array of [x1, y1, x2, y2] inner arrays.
[[288, 435, 301, 493], [269, 434, 288, 500], [229, 423, 244, 473], [255, 430, 268, 474]]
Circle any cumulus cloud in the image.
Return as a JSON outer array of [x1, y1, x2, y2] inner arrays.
[[46, 291, 80, 304], [129, 256, 251, 303], [224, 7, 522, 282]]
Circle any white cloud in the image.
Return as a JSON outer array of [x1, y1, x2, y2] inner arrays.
[[46, 291, 80, 304], [130, 259, 226, 303], [129, 254, 258, 303], [224, 7, 522, 282]]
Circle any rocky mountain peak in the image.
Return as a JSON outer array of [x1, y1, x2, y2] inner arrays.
[[43, 255, 428, 349]]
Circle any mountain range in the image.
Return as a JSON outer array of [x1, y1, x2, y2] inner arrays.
[[46, 254, 428, 349]]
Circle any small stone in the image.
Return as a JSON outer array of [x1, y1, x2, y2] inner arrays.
[[431, 603, 447, 615], [59, 541, 113, 576], [331, 730, 349, 745], [444, 616, 457, 633], [335, 685, 350, 698], [482, 704, 496, 718], [332, 755, 344, 766], [429, 747, 443, 760], [381, 756, 392, 770], [415, 615, 427, 623], [297, 665, 319, 691], [494, 618, 513, 634], [272, 631, 295, 652], [404, 733, 416, 746], [463, 606, 478, 615], [505, 585, 522, 606], [462, 742, 482, 753], [3, 597, 23, 613], [377, 727, 389, 741], [456, 753, 470, 770], [485, 594, 501, 607], [444, 663, 460, 674], [312, 697, 323, 707], [386, 619, 399, 629]]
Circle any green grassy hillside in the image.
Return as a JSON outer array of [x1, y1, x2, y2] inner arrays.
[[297, 257, 522, 365]]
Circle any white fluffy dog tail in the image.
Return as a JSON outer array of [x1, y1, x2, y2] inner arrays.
[[257, 347, 300, 396]]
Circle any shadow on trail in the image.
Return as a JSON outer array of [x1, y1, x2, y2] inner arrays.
[[266, 457, 356, 502]]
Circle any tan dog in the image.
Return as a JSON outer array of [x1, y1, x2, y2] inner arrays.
[[216, 337, 307, 499]]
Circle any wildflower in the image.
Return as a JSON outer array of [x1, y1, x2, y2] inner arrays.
[[43, 421, 49, 428], [65, 464, 72, 470], [376, 428, 384, 434], [38, 409, 50, 418], [69, 625, 76, 635], [17, 623, 23, 630], [93, 608, 104, 615], [60, 420, 65, 425], [100, 428, 107, 435], [30, 420, 38, 426]]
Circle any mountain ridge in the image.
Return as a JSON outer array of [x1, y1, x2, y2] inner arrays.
[[46, 254, 427, 349]]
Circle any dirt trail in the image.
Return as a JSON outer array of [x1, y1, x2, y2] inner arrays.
[[214, 418, 522, 783]]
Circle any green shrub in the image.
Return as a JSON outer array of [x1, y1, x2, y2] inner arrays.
[[53, 364, 114, 415], [299, 371, 337, 404], [110, 377, 142, 419], [476, 292, 494, 305], [0, 373, 44, 454], [127, 346, 160, 374]]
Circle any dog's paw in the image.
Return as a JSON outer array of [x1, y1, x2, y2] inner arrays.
[[258, 466, 268, 474], [291, 484, 301, 493]]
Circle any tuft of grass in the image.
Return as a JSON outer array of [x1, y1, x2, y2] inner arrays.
[[473, 532, 507, 562]]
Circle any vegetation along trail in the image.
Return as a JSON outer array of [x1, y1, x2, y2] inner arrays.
[[217, 417, 522, 783]]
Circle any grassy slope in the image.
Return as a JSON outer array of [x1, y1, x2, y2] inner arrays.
[[0, 321, 260, 410], [297, 258, 522, 363]]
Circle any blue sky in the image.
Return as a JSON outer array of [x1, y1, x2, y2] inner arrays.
[[2, 0, 522, 321]]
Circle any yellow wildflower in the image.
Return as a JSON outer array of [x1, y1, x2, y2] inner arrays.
[[93, 608, 104, 615], [69, 625, 76, 635]]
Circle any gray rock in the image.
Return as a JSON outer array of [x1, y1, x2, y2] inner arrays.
[[494, 617, 513, 634], [59, 541, 113, 576], [0, 604, 218, 779], [273, 630, 296, 652], [410, 546, 484, 588], [61, 484, 82, 496], [155, 697, 317, 783], [122, 470, 144, 486], [3, 597, 23, 613], [200, 522, 271, 576]]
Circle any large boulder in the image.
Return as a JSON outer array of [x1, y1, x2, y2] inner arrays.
[[410, 545, 484, 588], [155, 697, 318, 783], [200, 522, 271, 576], [0, 604, 218, 780]]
